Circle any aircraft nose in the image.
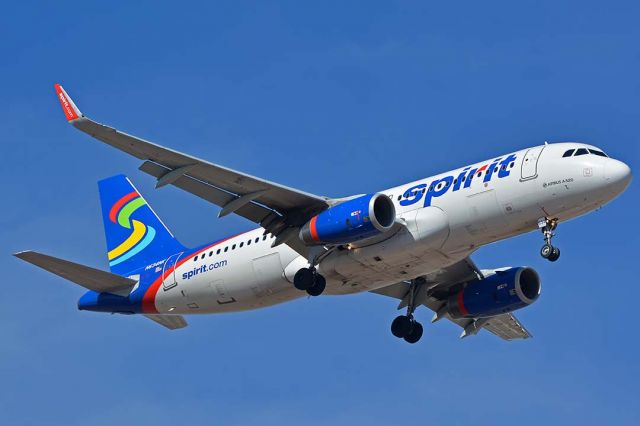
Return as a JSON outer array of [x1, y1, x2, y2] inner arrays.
[[605, 159, 632, 191]]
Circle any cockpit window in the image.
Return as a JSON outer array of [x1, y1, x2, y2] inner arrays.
[[562, 149, 575, 157], [589, 149, 608, 157], [574, 148, 589, 156]]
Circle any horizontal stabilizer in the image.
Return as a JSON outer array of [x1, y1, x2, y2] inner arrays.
[[14, 250, 136, 294], [144, 314, 188, 330]]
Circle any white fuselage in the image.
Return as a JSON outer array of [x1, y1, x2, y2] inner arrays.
[[152, 142, 631, 314]]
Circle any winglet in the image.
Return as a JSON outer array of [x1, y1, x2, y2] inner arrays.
[[54, 83, 82, 121]]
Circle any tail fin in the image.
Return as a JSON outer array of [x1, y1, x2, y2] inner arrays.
[[98, 175, 185, 275]]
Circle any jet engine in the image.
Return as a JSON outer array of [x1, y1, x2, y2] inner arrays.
[[447, 267, 541, 319], [299, 193, 396, 245]]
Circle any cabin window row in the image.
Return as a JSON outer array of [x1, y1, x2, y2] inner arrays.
[[193, 234, 275, 262]]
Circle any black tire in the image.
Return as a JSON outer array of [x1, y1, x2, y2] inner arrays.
[[540, 244, 553, 259], [306, 274, 326, 296], [294, 268, 314, 290], [404, 321, 423, 344], [548, 246, 560, 262], [391, 315, 412, 338]]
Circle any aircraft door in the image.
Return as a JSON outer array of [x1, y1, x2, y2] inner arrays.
[[252, 253, 285, 296], [162, 252, 182, 291], [520, 145, 546, 180]]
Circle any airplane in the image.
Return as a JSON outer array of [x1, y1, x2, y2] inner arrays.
[[13, 84, 632, 343]]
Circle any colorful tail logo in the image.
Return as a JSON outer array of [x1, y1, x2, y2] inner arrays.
[[107, 191, 156, 267]]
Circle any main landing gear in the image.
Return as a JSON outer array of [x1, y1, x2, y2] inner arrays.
[[538, 217, 560, 262], [390, 277, 425, 344], [293, 267, 326, 296]]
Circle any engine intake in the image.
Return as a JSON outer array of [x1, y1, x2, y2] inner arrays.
[[300, 193, 396, 245], [447, 267, 541, 319]]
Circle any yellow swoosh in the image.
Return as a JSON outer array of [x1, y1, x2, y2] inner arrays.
[[108, 219, 146, 260]]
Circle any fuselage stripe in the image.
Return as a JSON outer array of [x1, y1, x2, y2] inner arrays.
[[140, 232, 247, 313]]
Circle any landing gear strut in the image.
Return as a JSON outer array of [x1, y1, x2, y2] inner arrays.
[[390, 277, 425, 344], [293, 267, 326, 296], [538, 217, 560, 262]]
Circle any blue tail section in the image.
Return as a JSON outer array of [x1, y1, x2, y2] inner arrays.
[[98, 175, 185, 275]]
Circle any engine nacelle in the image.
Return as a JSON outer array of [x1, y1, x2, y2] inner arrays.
[[299, 193, 396, 245], [447, 267, 541, 319]]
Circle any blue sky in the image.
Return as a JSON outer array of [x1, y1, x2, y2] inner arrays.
[[2, 1, 639, 424]]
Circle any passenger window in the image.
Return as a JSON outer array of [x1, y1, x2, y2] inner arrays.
[[510, 162, 515, 168], [575, 148, 588, 156], [224, 247, 228, 252], [562, 149, 575, 157], [216, 249, 221, 255], [247, 240, 251, 245], [232, 244, 236, 250], [193, 256, 197, 262], [263, 235, 267, 241], [240, 242, 244, 248], [209, 251, 213, 257]]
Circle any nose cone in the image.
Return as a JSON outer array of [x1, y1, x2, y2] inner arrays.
[[605, 159, 632, 194]]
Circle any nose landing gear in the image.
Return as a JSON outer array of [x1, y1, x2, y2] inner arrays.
[[390, 278, 425, 344], [538, 217, 560, 262]]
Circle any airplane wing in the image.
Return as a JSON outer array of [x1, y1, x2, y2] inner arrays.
[[371, 258, 532, 340], [54, 84, 331, 254]]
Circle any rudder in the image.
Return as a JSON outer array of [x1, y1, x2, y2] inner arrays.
[[98, 175, 185, 275]]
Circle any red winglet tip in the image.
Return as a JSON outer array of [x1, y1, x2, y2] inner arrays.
[[54, 83, 81, 121]]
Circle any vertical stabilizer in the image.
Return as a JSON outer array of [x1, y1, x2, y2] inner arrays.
[[98, 175, 185, 275]]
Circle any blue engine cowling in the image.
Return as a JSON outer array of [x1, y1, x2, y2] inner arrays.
[[299, 193, 396, 245], [447, 267, 541, 319]]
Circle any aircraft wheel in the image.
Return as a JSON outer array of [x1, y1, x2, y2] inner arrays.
[[306, 274, 326, 296], [294, 268, 314, 290], [548, 246, 561, 262], [540, 244, 554, 259], [404, 321, 423, 344], [391, 315, 413, 338]]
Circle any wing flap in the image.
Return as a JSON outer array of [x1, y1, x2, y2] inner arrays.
[[139, 160, 274, 224], [143, 314, 188, 330], [482, 313, 532, 340], [14, 251, 136, 294]]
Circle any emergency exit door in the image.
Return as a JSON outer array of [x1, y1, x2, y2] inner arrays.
[[162, 252, 182, 291]]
